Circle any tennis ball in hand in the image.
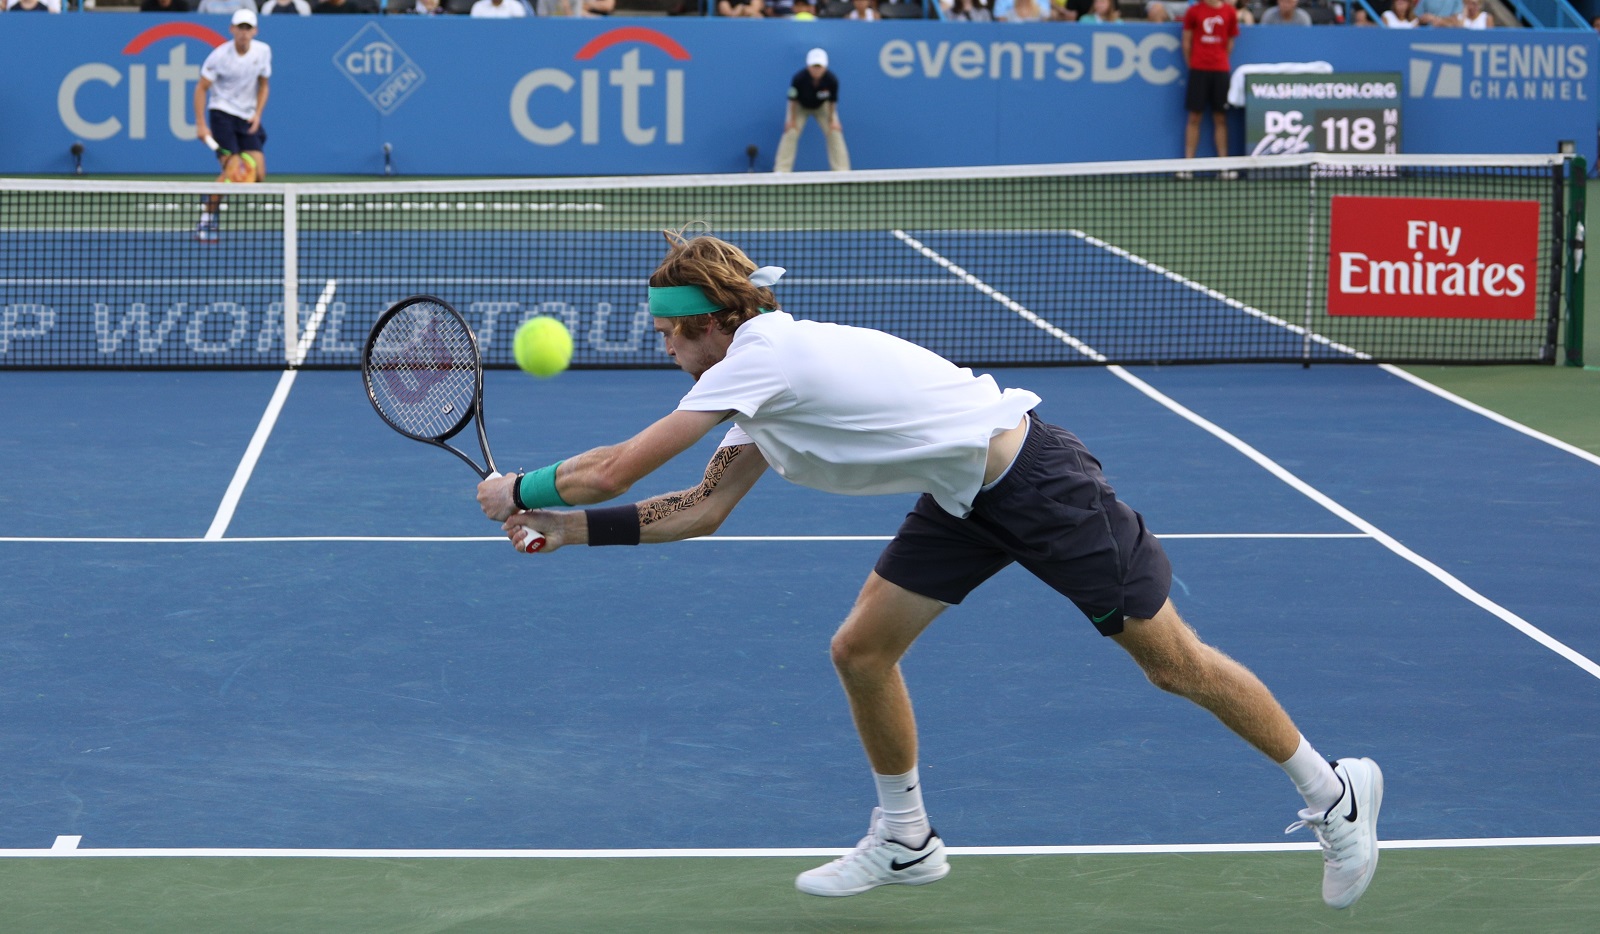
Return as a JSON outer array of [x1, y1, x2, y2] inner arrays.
[[513, 316, 573, 378]]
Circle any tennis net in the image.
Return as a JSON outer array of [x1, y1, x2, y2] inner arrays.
[[0, 153, 1580, 370]]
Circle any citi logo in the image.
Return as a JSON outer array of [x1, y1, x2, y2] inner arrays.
[[58, 22, 225, 142], [1410, 43, 1465, 99], [334, 23, 425, 115], [511, 27, 688, 147]]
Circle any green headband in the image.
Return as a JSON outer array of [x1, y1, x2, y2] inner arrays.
[[649, 266, 785, 318]]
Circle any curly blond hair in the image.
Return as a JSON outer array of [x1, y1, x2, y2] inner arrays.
[[650, 227, 780, 339]]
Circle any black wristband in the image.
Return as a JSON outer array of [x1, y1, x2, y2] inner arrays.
[[585, 505, 641, 546], [510, 473, 528, 511]]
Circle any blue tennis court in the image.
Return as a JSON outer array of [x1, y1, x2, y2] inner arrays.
[[3, 360, 1598, 856]]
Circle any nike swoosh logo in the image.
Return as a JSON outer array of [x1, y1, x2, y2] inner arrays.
[[1345, 791, 1359, 823], [1091, 609, 1119, 624], [890, 852, 934, 872]]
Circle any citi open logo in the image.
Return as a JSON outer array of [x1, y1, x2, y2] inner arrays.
[[334, 23, 425, 116], [511, 27, 688, 147]]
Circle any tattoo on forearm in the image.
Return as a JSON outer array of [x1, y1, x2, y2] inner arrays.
[[638, 446, 743, 527]]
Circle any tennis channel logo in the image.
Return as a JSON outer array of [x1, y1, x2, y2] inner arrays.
[[335, 24, 425, 116], [1408, 41, 1588, 101]]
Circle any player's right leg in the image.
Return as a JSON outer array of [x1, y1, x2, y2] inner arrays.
[[1112, 602, 1382, 908]]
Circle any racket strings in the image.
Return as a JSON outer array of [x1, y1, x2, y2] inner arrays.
[[366, 302, 479, 440]]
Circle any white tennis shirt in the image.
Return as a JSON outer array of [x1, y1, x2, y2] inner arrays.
[[200, 40, 272, 121], [677, 312, 1040, 517]]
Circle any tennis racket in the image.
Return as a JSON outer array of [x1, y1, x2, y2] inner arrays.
[[362, 295, 545, 553]]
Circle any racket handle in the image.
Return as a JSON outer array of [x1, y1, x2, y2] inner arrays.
[[489, 472, 545, 552], [203, 136, 219, 151]]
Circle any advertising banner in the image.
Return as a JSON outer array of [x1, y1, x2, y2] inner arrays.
[[1, 19, 1595, 175], [1327, 195, 1541, 319], [1245, 72, 1402, 157]]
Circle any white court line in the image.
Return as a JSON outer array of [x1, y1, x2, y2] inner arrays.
[[203, 278, 335, 540], [1064, 230, 1371, 360], [291, 279, 338, 368], [896, 234, 1600, 683], [0, 533, 1370, 545], [1379, 363, 1600, 468], [1, 836, 1596, 859]]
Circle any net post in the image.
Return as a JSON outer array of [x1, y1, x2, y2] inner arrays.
[[1565, 157, 1586, 367], [282, 186, 301, 367]]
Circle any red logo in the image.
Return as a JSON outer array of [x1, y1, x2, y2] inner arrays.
[[122, 23, 228, 56], [1327, 196, 1540, 319], [573, 27, 691, 62]]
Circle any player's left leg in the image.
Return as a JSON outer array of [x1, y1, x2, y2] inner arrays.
[[1211, 111, 1233, 178], [1112, 601, 1382, 908], [795, 571, 950, 897], [244, 150, 266, 182]]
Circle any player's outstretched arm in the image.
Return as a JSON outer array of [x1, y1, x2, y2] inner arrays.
[[477, 408, 731, 521], [503, 443, 766, 553]]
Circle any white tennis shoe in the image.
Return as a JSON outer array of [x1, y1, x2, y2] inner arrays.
[[1286, 757, 1383, 909], [795, 808, 949, 897]]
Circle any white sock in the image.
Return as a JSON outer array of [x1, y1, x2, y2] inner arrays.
[[199, 210, 216, 225], [1279, 734, 1343, 814], [873, 767, 931, 844]]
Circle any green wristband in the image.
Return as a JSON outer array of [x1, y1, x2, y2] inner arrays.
[[518, 461, 569, 509]]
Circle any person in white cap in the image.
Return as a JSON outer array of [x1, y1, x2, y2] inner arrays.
[[192, 8, 272, 242], [773, 48, 851, 174]]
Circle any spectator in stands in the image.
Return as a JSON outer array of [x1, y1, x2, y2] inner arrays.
[[1351, 4, 1373, 22], [471, 0, 526, 13], [948, 0, 991, 18], [1080, 0, 1119, 20], [6, 0, 60, 10], [717, 0, 764, 15], [998, 0, 1046, 19], [312, 0, 370, 11], [540, 0, 613, 12], [198, 0, 257, 15], [261, 0, 310, 12], [141, 0, 193, 9], [792, 0, 818, 16], [1144, 0, 1170, 20], [1593, 14, 1600, 32], [1231, 0, 1254, 24], [774, 48, 850, 174], [1459, 0, 1490, 26], [1181, 0, 1237, 175], [1414, 0, 1460, 25], [1047, 0, 1092, 20], [846, 0, 880, 17], [1260, 0, 1311, 23], [1381, 0, 1417, 25]]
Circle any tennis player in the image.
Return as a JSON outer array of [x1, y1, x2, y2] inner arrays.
[[192, 8, 271, 242], [477, 231, 1383, 909]]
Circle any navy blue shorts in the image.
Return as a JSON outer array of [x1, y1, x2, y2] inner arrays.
[[873, 416, 1172, 637], [209, 109, 267, 157]]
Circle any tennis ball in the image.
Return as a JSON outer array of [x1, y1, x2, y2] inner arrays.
[[223, 153, 256, 184], [513, 316, 573, 378]]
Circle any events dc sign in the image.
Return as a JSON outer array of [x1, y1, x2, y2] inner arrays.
[[4, 18, 1597, 175]]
